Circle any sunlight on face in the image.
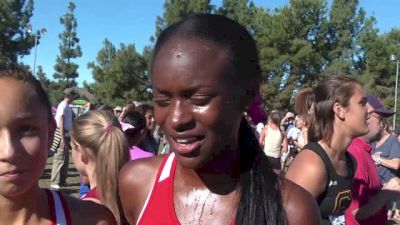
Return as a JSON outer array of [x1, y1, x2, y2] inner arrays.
[[0, 78, 50, 197], [152, 38, 245, 169]]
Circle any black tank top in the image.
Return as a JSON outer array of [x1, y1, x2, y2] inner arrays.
[[305, 142, 356, 225]]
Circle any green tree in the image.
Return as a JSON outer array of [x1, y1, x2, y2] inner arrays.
[[324, 0, 367, 75], [35, 65, 65, 105], [47, 81, 66, 106], [155, 0, 213, 37], [253, 0, 328, 111], [217, 0, 264, 36], [0, 0, 36, 66], [142, 0, 214, 73], [53, 2, 82, 87], [136, 0, 390, 114], [35, 65, 50, 90], [82, 80, 95, 95], [360, 28, 400, 110], [355, 16, 379, 89], [88, 39, 148, 106]]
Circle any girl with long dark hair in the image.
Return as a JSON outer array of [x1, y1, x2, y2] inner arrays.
[[119, 14, 319, 225]]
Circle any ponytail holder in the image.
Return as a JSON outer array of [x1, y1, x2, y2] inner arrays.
[[103, 124, 113, 133]]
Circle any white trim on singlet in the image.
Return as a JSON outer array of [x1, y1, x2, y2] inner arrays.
[[50, 190, 68, 225], [136, 180, 155, 225], [159, 153, 175, 182], [136, 153, 175, 225]]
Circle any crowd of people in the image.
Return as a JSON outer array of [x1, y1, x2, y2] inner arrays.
[[256, 81, 400, 225], [1, 13, 400, 225]]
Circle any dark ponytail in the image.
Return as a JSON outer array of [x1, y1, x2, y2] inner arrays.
[[236, 118, 287, 225]]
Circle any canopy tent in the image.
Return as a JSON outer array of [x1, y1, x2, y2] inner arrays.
[[63, 87, 96, 102]]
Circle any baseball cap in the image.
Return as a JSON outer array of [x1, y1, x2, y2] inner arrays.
[[367, 95, 395, 117]]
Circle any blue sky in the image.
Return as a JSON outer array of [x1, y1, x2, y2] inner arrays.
[[20, 0, 400, 85]]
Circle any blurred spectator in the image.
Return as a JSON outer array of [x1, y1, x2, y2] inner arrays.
[[96, 104, 114, 115], [119, 102, 136, 121], [282, 115, 301, 170], [136, 104, 158, 155], [70, 110, 129, 224], [259, 110, 288, 173], [293, 114, 308, 150], [50, 90, 75, 190], [280, 111, 295, 133], [372, 116, 400, 219], [345, 94, 400, 225], [113, 106, 122, 118], [395, 127, 400, 142], [121, 110, 154, 160]]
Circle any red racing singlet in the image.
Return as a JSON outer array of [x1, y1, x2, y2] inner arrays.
[[137, 153, 235, 225]]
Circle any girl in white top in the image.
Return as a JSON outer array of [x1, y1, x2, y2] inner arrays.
[[259, 110, 288, 172]]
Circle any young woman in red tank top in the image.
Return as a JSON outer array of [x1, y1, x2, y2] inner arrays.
[[119, 14, 320, 225], [0, 68, 116, 225], [70, 110, 130, 225]]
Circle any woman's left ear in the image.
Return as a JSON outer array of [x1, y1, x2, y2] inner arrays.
[[333, 102, 345, 120]]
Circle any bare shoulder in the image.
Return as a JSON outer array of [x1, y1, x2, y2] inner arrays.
[[118, 155, 166, 224], [285, 148, 327, 198], [119, 154, 165, 196], [281, 178, 321, 225], [285, 148, 326, 180], [64, 194, 117, 225]]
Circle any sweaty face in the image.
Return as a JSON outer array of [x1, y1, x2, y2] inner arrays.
[[0, 78, 51, 197], [152, 38, 245, 169], [342, 84, 369, 138]]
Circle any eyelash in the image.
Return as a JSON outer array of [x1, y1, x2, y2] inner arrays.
[[190, 96, 211, 106], [154, 96, 212, 107], [154, 98, 170, 107]]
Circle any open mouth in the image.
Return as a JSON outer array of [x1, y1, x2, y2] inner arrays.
[[170, 136, 204, 156]]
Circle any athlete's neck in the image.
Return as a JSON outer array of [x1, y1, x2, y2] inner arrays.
[[85, 161, 97, 189], [0, 187, 49, 225], [319, 132, 350, 160], [175, 148, 240, 196]]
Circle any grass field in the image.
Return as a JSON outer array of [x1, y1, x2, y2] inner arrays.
[[39, 153, 81, 198]]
